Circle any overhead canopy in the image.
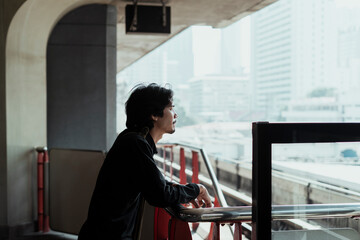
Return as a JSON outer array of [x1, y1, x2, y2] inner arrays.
[[115, 0, 277, 72]]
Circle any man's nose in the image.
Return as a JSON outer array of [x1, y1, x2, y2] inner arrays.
[[174, 111, 178, 118]]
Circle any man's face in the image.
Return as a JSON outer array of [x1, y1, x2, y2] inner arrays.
[[154, 102, 178, 134]]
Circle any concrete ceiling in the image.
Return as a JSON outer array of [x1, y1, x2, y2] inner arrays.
[[112, 0, 277, 72]]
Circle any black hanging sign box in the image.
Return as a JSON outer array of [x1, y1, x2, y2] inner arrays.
[[125, 5, 171, 34]]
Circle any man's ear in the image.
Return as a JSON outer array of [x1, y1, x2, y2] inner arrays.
[[151, 115, 158, 121]]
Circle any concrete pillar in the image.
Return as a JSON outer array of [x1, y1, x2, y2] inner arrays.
[[2, 1, 115, 238], [47, 4, 117, 151], [1, 1, 35, 237]]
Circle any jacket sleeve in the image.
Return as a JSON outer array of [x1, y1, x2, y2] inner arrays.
[[132, 137, 200, 207]]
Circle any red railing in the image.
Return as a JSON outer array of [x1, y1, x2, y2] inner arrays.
[[157, 143, 360, 240], [158, 144, 243, 240], [36, 144, 242, 239], [162, 145, 174, 180], [36, 147, 50, 232], [34, 141, 360, 240]]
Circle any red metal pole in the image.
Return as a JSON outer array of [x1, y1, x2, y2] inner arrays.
[[191, 151, 200, 231], [43, 150, 50, 232], [37, 152, 44, 232], [170, 146, 173, 181], [163, 147, 166, 174], [192, 151, 199, 184], [207, 222, 220, 240], [234, 222, 243, 240], [37, 147, 50, 233], [180, 148, 186, 184], [214, 197, 220, 207], [154, 207, 159, 240], [214, 223, 220, 240], [207, 223, 214, 240], [205, 197, 221, 239]]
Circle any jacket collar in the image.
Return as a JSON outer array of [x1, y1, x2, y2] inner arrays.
[[145, 133, 158, 154]]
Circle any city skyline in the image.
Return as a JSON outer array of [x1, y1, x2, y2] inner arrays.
[[117, 0, 360, 129]]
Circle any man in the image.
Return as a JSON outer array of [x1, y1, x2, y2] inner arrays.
[[78, 83, 211, 240]]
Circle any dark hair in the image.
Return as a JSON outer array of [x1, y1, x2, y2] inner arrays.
[[125, 83, 173, 131]]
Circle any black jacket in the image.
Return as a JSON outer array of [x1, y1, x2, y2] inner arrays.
[[78, 129, 199, 240]]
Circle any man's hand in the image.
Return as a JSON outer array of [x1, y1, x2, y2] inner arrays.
[[191, 184, 212, 208]]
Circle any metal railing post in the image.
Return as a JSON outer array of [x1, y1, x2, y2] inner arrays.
[[199, 149, 228, 207], [252, 122, 271, 240], [163, 147, 166, 174], [158, 143, 228, 207], [191, 151, 199, 184], [43, 150, 50, 232], [191, 151, 200, 231], [207, 223, 220, 240], [234, 222, 242, 240], [179, 148, 186, 184], [170, 146, 174, 181], [37, 151, 44, 232], [36, 146, 49, 232]]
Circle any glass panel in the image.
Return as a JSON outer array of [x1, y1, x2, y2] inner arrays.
[[272, 143, 360, 239]]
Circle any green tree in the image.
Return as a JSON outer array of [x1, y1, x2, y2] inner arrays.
[[307, 88, 336, 98]]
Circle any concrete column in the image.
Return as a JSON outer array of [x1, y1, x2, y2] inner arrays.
[[47, 4, 117, 151], [0, 11, 8, 236], [2, 1, 115, 238], [1, 0, 35, 236]]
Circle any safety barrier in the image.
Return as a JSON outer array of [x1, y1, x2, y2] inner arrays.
[[35, 146, 50, 232], [157, 142, 360, 240], [34, 123, 360, 239], [157, 143, 240, 240], [158, 143, 227, 207], [34, 148, 105, 235], [252, 122, 360, 239]]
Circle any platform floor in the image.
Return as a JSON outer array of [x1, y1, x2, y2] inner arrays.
[[12, 231, 77, 240]]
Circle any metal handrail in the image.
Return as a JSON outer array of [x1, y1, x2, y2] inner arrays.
[[157, 142, 228, 207], [166, 203, 360, 223], [158, 142, 360, 237]]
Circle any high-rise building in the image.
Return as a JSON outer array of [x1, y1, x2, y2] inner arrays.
[[118, 27, 194, 87], [251, 0, 337, 120], [116, 28, 195, 129], [337, 27, 360, 92], [337, 26, 360, 122], [189, 75, 250, 122], [215, 15, 252, 78], [220, 21, 244, 76]]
